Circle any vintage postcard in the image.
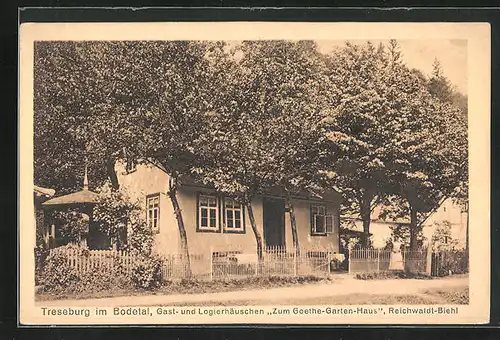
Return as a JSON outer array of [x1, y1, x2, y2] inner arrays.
[[19, 21, 490, 325]]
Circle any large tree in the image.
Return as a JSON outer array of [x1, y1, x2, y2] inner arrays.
[[237, 41, 333, 254], [192, 41, 333, 257], [34, 41, 225, 275], [379, 43, 468, 250], [323, 41, 392, 247]]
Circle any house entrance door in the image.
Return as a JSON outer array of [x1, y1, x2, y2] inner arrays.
[[263, 197, 285, 248]]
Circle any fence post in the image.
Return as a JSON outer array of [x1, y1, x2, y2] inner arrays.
[[348, 247, 351, 274], [293, 246, 297, 277], [377, 249, 380, 273], [425, 245, 432, 276], [209, 246, 213, 281]]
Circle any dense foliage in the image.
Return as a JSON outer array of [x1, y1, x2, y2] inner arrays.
[[50, 209, 89, 245], [92, 182, 142, 250], [34, 39, 468, 260]]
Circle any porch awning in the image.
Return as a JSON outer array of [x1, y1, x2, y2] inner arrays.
[[42, 189, 99, 206]]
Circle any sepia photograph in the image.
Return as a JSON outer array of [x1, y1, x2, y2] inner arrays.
[[19, 22, 490, 325]]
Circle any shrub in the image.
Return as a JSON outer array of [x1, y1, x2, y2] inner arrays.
[[72, 263, 132, 295], [34, 246, 50, 286], [433, 250, 468, 276], [39, 252, 79, 294], [354, 270, 432, 280], [131, 255, 163, 290], [50, 210, 89, 244], [38, 245, 133, 296], [93, 183, 142, 249]]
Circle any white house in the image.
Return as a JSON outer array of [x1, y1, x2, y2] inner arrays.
[[115, 161, 343, 257], [342, 198, 468, 250]]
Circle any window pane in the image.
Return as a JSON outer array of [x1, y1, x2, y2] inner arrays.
[[209, 209, 216, 219], [208, 197, 217, 207], [153, 209, 158, 219], [315, 215, 325, 233], [210, 218, 217, 227], [201, 208, 207, 218], [225, 199, 233, 208], [227, 210, 233, 227], [200, 196, 208, 207], [201, 217, 208, 227], [235, 220, 241, 229], [326, 216, 333, 233], [234, 210, 241, 221]]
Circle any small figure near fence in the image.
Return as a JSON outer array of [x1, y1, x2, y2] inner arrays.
[[388, 244, 404, 271]]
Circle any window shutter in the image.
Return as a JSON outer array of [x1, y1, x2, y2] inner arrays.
[[326, 215, 334, 234], [310, 205, 314, 234]]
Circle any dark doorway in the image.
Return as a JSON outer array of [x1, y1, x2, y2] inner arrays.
[[263, 197, 285, 248]]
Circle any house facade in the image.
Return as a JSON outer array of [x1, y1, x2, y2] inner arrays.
[[342, 198, 468, 250], [116, 162, 342, 256], [342, 205, 411, 249], [420, 198, 468, 249]]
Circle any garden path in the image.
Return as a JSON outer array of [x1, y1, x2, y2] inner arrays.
[[38, 275, 468, 307]]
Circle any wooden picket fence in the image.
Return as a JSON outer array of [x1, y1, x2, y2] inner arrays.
[[348, 248, 468, 276], [348, 248, 429, 274], [211, 245, 344, 279], [49, 247, 137, 274], [348, 248, 392, 274], [44, 245, 469, 280], [46, 245, 345, 281]]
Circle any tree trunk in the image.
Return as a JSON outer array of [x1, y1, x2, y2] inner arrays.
[[106, 158, 120, 190], [409, 205, 418, 251], [285, 191, 300, 256], [246, 201, 263, 261], [167, 181, 192, 278], [360, 195, 372, 248]]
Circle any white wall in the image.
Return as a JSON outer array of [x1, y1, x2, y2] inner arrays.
[[421, 198, 468, 248], [117, 162, 341, 256]]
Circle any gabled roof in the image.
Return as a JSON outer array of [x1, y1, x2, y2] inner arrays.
[[342, 204, 411, 225], [42, 188, 99, 206]]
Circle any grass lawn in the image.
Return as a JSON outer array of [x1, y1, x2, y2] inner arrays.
[[422, 285, 469, 304], [161, 285, 469, 307], [35, 275, 334, 301]]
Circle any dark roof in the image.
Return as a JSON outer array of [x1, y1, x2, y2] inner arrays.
[[179, 177, 341, 202], [340, 228, 372, 237]]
